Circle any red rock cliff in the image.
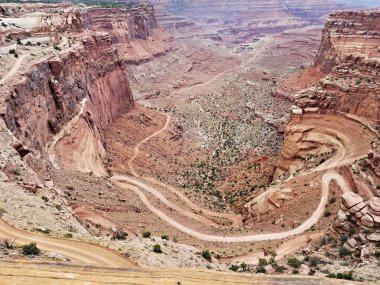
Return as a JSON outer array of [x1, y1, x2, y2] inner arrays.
[[2, 33, 133, 152], [294, 9, 380, 123]]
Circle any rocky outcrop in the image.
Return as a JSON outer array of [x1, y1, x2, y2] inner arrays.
[[335, 193, 380, 242], [2, 33, 133, 153], [83, 5, 158, 42], [293, 9, 380, 123], [315, 10, 380, 71]]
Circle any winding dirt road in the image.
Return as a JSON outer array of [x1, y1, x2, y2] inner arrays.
[[113, 170, 351, 242], [0, 219, 135, 267], [113, 110, 366, 242]]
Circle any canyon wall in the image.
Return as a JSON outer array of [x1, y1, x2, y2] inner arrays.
[[274, 9, 380, 179], [83, 5, 158, 42], [294, 9, 380, 122], [2, 33, 133, 153]]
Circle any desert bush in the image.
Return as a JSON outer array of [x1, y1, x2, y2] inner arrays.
[[161, 235, 169, 241], [153, 244, 162, 253], [21, 242, 40, 256], [201, 249, 212, 261], [258, 258, 267, 266], [288, 257, 302, 268], [142, 231, 151, 238]]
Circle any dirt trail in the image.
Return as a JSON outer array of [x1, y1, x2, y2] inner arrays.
[[0, 37, 68, 86], [113, 170, 351, 242], [0, 219, 135, 267], [0, 54, 29, 85], [139, 37, 271, 102], [126, 113, 242, 227]]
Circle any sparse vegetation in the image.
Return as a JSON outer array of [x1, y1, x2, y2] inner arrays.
[[324, 211, 332, 217], [21, 242, 41, 256], [201, 249, 212, 261], [1, 239, 15, 249], [326, 271, 354, 280], [153, 244, 162, 253], [287, 257, 302, 268], [64, 233, 73, 239], [161, 235, 169, 241], [142, 231, 151, 238], [0, 207, 6, 216]]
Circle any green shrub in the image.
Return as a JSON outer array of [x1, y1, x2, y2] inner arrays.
[[256, 266, 266, 273], [324, 211, 332, 217], [308, 256, 322, 267], [142, 231, 151, 238], [229, 264, 239, 272], [329, 197, 337, 204], [258, 258, 267, 266], [327, 271, 354, 280], [340, 235, 348, 243], [53, 45, 61, 51], [374, 250, 380, 259], [161, 235, 169, 241], [64, 233, 73, 239], [0, 207, 5, 216], [21, 242, 41, 256], [288, 257, 302, 268], [33, 228, 51, 234], [292, 269, 299, 274], [201, 250, 212, 261], [339, 247, 351, 257], [153, 244, 162, 253]]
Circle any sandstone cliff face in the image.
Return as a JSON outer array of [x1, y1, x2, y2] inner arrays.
[[83, 5, 158, 42], [293, 10, 380, 123], [2, 33, 133, 152], [274, 10, 380, 178]]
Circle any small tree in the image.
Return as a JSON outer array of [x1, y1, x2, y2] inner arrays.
[[161, 235, 169, 241], [142, 231, 151, 238]]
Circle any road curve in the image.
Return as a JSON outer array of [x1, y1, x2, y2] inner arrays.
[[126, 113, 242, 227], [0, 219, 135, 267], [113, 170, 349, 242]]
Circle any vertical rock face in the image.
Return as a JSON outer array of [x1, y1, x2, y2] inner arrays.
[[293, 9, 380, 123], [2, 33, 133, 152], [315, 10, 380, 71], [83, 5, 158, 42]]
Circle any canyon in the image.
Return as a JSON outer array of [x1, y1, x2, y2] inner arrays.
[[0, 0, 379, 284]]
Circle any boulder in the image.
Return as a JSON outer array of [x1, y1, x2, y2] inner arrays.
[[44, 180, 54, 188], [349, 202, 366, 214], [367, 233, 380, 242], [361, 213, 375, 228], [341, 192, 363, 209], [337, 209, 348, 222], [360, 245, 371, 260], [369, 197, 380, 214], [12, 143, 30, 158], [347, 238, 358, 248]]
